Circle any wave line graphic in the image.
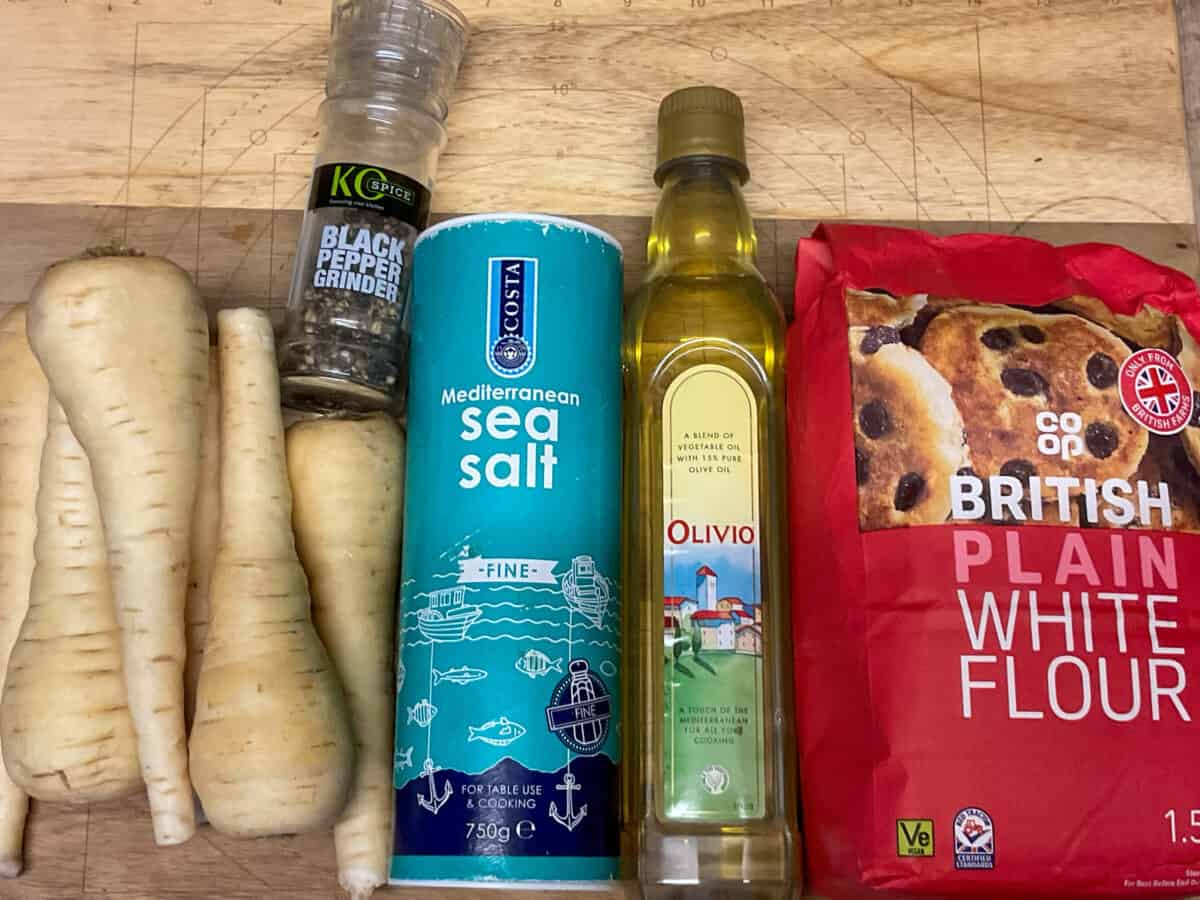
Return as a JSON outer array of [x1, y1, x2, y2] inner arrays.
[[477, 602, 563, 612]]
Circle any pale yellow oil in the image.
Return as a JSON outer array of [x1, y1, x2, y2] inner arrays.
[[621, 159, 801, 897]]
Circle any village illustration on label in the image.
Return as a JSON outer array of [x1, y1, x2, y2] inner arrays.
[[663, 553, 766, 820], [394, 540, 620, 859]]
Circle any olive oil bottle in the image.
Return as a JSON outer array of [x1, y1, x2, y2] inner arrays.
[[622, 86, 800, 897]]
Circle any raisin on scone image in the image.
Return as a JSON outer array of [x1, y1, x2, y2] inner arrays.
[[920, 306, 1148, 484], [1172, 317, 1200, 474], [850, 325, 970, 530], [845, 288, 927, 328]]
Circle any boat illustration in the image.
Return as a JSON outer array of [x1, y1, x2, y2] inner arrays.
[[417, 586, 483, 642], [561, 555, 611, 629], [468, 716, 527, 747]]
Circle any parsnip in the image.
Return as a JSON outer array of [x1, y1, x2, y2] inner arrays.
[[1, 399, 142, 804], [0, 305, 47, 876], [27, 250, 207, 846], [185, 351, 221, 730], [287, 415, 404, 900], [190, 308, 355, 838]]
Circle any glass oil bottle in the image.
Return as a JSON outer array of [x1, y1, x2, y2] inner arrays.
[[622, 86, 800, 898]]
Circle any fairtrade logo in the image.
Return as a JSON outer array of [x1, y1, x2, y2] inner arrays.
[[1118, 348, 1194, 435], [953, 807, 995, 871]]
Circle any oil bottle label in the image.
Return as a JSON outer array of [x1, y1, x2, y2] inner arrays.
[[661, 363, 767, 821]]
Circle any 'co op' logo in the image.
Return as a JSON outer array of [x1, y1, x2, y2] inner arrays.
[[1036, 411, 1083, 461]]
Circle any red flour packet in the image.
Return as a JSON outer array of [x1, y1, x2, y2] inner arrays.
[[787, 224, 1200, 898]]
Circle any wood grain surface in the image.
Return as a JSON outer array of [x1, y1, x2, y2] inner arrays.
[[0, 0, 1192, 225], [0, 0, 1199, 897]]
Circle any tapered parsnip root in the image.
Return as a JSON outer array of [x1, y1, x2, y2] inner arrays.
[[288, 415, 405, 900], [27, 251, 208, 846], [190, 308, 355, 838], [1, 399, 142, 804], [185, 351, 221, 730], [0, 305, 47, 876]]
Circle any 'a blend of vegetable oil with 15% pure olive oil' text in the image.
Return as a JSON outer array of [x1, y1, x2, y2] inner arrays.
[[622, 86, 801, 898]]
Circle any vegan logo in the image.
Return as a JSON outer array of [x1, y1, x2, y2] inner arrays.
[[896, 818, 935, 857], [1119, 348, 1194, 435], [953, 807, 995, 870], [487, 257, 538, 378]]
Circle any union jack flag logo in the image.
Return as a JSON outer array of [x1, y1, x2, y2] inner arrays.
[[1134, 364, 1182, 417]]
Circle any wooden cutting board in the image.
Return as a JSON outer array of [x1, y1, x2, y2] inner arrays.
[[0, 0, 1197, 897]]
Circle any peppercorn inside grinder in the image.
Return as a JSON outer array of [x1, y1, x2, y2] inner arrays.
[[279, 0, 468, 414]]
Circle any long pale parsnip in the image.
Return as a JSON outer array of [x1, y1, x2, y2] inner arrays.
[[1, 399, 142, 804], [27, 251, 207, 846], [0, 305, 47, 877], [185, 351, 221, 730], [190, 308, 354, 838], [287, 415, 404, 900]]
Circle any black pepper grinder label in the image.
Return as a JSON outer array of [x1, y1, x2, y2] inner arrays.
[[281, 163, 433, 405], [300, 162, 431, 306]]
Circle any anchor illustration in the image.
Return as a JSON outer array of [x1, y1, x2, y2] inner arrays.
[[549, 772, 587, 831], [416, 758, 453, 815]]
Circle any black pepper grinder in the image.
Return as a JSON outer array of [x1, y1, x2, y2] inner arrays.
[[279, 0, 468, 414]]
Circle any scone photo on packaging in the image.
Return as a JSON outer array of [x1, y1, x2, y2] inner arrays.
[[788, 224, 1200, 898]]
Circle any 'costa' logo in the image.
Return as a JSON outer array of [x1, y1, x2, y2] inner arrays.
[[486, 257, 538, 378], [1118, 348, 1194, 435]]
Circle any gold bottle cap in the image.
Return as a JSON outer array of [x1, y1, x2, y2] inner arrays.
[[655, 86, 749, 185]]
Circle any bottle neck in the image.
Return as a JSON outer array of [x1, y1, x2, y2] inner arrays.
[[647, 159, 758, 274]]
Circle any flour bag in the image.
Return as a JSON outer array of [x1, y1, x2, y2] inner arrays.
[[788, 224, 1200, 897]]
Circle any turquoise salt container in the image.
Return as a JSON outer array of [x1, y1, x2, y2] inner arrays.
[[392, 214, 623, 885]]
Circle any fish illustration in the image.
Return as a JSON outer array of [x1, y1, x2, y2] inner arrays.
[[468, 716, 527, 747], [514, 649, 562, 679], [396, 745, 414, 770], [598, 660, 617, 678], [407, 698, 438, 728], [434, 665, 488, 686]]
